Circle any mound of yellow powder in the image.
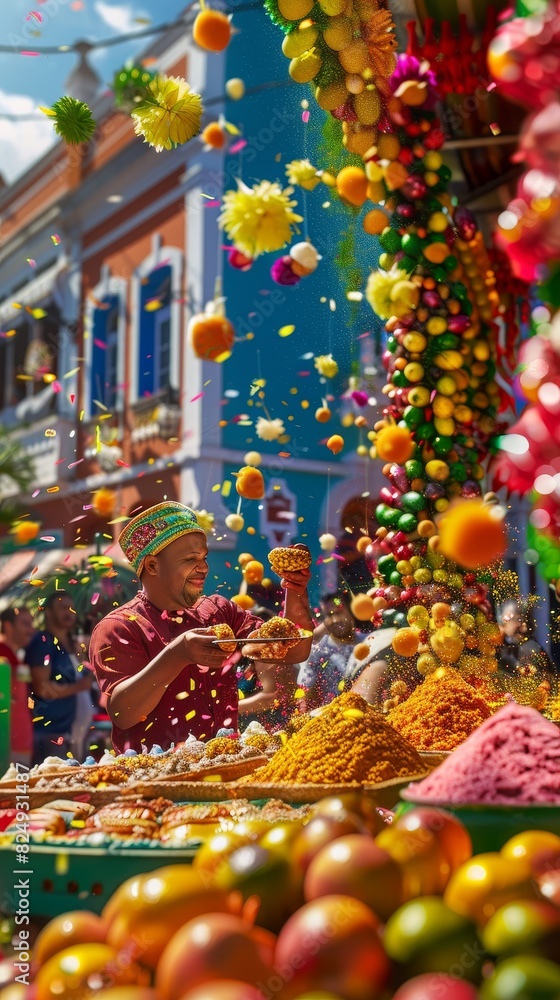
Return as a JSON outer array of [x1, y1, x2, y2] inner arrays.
[[249, 692, 423, 785], [387, 667, 492, 752]]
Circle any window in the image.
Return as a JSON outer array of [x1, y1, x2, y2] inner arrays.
[[154, 306, 171, 392], [138, 265, 172, 398], [91, 295, 121, 413], [0, 325, 30, 411], [0, 305, 60, 413]]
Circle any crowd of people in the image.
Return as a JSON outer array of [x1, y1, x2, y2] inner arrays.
[[0, 501, 557, 766], [0, 593, 95, 766]]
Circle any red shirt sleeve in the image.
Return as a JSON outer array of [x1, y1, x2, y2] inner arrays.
[[89, 613, 150, 699]]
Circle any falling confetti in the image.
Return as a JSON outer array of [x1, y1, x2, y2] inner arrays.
[[279, 325, 295, 338]]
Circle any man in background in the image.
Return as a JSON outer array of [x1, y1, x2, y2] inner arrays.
[[297, 591, 365, 711], [497, 599, 555, 677], [27, 592, 93, 764], [0, 607, 35, 766]]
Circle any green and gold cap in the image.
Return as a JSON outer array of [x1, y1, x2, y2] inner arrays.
[[119, 501, 205, 574]]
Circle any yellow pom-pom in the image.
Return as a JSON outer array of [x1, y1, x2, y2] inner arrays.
[[132, 74, 203, 152]]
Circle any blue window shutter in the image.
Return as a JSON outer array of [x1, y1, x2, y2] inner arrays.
[[138, 265, 172, 398], [91, 295, 119, 413]]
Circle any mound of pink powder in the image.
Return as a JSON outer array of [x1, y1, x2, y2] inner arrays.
[[405, 702, 560, 805]]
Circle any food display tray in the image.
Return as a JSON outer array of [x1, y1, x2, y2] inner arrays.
[[229, 773, 430, 806], [0, 756, 268, 810]]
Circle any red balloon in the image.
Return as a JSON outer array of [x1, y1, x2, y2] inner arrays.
[[156, 913, 275, 1000], [274, 895, 389, 1000]]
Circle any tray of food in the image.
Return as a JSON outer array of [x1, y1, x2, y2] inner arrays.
[[0, 737, 268, 807], [0, 794, 311, 918], [231, 774, 430, 806]]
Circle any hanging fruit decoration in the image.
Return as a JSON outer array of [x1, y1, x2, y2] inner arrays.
[[193, 6, 232, 52], [12, 520, 41, 546], [332, 51, 507, 682], [265, 0, 397, 154], [92, 489, 117, 519], [235, 466, 265, 500], [271, 240, 321, 286], [188, 300, 236, 363]]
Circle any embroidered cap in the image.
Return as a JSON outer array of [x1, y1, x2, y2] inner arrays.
[[119, 501, 206, 574]]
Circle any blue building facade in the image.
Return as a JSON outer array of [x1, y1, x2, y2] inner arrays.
[[206, 4, 385, 603]]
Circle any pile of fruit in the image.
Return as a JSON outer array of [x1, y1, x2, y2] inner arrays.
[[390, 601, 503, 676], [6, 796, 560, 998], [264, 0, 398, 155], [361, 55, 502, 572]]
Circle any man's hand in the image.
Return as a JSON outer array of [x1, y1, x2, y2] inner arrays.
[[279, 543, 312, 596], [181, 628, 230, 667], [241, 628, 271, 660], [280, 566, 311, 596]]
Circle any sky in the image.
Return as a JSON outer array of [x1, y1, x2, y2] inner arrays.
[[0, 0, 190, 183]]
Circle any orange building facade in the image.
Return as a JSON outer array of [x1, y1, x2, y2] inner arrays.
[[0, 25, 235, 579]]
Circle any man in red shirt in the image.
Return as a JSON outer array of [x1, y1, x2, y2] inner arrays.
[[0, 607, 36, 766], [89, 502, 313, 751]]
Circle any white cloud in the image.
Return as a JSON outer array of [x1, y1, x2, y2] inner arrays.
[[0, 90, 56, 185], [94, 1, 149, 34]]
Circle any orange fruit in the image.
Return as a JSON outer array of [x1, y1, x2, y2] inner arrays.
[[327, 434, 344, 454], [193, 8, 232, 52], [13, 520, 41, 545], [392, 628, 420, 658], [189, 313, 235, 362], [235, 466, 265, 500], [231, 594, 256, 609], [336, 166, 369, 206], [202, 122, 226, 148], [243, 560, 264, 584], [356, 535, 372, 555], [351, 593, 376, 621], [93, 488, 117, 518], [438, 499, 507, 570], [363, 208, 390, 235], [315, 406, 332, 422], [375, 426, 414, 463]]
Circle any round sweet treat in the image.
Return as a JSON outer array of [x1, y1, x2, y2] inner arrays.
[[210, 623, 237, 653], [268, 546, 312, 575]]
